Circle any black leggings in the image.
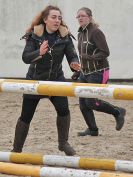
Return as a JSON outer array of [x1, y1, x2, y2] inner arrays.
[[20, 96, 70, 124]]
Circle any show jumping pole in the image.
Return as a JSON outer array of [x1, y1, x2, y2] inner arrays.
[[0, 152, 133, 173], [0, 161, 133, 177], [0, 79, 133, 100]]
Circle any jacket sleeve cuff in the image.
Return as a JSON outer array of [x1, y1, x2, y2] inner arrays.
[[31, 50, 42, 62], [23, 49, 42, 64]]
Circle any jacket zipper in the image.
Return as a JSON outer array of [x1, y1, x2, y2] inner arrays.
[[47, 37, 61, 80], [32, 35, 61, 80]]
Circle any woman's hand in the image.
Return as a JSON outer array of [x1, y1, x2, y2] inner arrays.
[[39, 40, 48, 56], [70, 62, 81, 71]]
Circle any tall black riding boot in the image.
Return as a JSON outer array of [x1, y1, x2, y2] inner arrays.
[[93, 100, 126, 131], [11, 119, 30, 152], [57, 114, 76, 156], [78, 108, 99, 136], [78, 128, 99, 136]]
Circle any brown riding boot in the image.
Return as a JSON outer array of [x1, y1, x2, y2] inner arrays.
[[57, 114, 76, 156], [11, 119, 29, 152]]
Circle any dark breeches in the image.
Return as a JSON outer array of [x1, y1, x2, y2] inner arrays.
[[79, 70, 110, 130], [20, 96, 70, 124], [79, 70, 109, 111]]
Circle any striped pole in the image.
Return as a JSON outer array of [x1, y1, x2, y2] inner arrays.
[[0, 152, 133, 173], [0, 162, 132, 177], [0, 79, 133, 88], [0, 79, 133, 100]]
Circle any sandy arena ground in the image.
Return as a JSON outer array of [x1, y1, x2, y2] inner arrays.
[[0, 91, 133, 176]]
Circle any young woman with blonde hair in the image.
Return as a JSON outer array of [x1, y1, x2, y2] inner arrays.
[[75, 7, 126, 136]]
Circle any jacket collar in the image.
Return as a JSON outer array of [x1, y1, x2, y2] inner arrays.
[[78, 22, 92, 32], [33, 24, 69, 38]]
